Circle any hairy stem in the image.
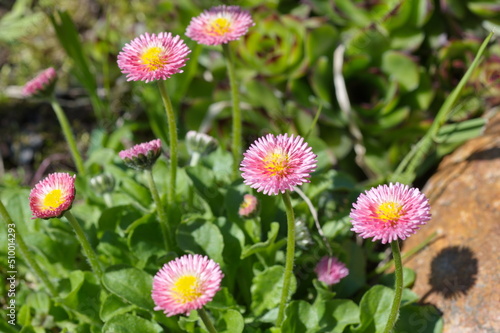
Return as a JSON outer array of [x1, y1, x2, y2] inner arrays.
[[276, 191, 296, 327]]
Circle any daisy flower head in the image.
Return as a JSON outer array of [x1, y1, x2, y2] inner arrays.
[[23, 67, 57, 98], [152, 254, 223, 317], [240, 134, 317, 196], [29, 173, 76, 219], [117, 32, 191, 83], [238, 194, 259, 218], [119, 139, 163, 171], [350, 182, 431, 244], [315, 256, 349, 286], [185, 5, 254, 46]]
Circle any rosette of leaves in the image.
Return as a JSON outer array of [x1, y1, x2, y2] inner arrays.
[[441, 0, 500, 33], [236, 11, 311, 82]]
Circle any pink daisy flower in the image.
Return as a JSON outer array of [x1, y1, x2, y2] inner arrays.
[[152, 254, 223, 317], [29, 173, 76, 219], [238, 194, 259, 218], [350, 182, 431, 244], [185, 5, 254, 46], [240, 134, 317, 196], [23, 67, 57, 98], [117, 32, 191, 83], [315, 256, 349, 285], [119, 139, 162, 171]]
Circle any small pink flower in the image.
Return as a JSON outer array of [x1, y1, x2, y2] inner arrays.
[[240, 134, 317, 196], [152, 254, 223, 317], [23, 67, 57, 98], [350, 182, 431, 244], [185, 5, 254, 46], [238, 194, 259, 218], [119, 139, 162, 170], [117, 32, 191, 83], [29, 173, 76, 219], [315, 256, 349, 285]]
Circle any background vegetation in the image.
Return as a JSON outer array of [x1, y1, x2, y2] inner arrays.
[[0, 0, 499, 332]]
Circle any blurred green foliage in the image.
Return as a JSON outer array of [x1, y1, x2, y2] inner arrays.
[[1, 0, 499, 180]]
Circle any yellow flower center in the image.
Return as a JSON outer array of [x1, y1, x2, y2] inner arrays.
[[42, 189, 64, 211], [209, 17, 231, 36], [263, 151, 289, 177], [172, 275, 202, 303], [376, 201, 403, 222], [140, 46, 166, 71]]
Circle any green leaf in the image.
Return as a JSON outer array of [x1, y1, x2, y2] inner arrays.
[[381, 51, 420, 91], [48, 11, 106, 120], [351, 285, 394, 333], [335, 0, 371, 26], [379, 106, 410, 129], [204, 148, 234, 185], [98, 205, 142, 233], [215, 309, 245, 333], [63, 270, 102, 325], [0, 319, 19, 333], [321, 299, 360, 333], [435, 118, 486, 144], [335, 240, 366, 298], [119, 178, 153, 209], [282, 301, 319, 332], [313, 279, 336, 304], [102, 265, 155, 310], [251, 265, 297, 316], [185, 165, 224, 215], [468, 2, 500, 18], [127, 213, 165, 265], [100, 294, 136, 322], [102, 313, 163, 333], [395, 304, 443, 333], [25, 292, 50, 314], [176, 218, 224, 264], [379, 267, 416, 289], [245, 79, 282, 114], [241, 222, 285, 261], [19, 326, 36, 333], [307, 25, 338, 64], [206, 287, 239, 311], [310, 56, 333, 104]]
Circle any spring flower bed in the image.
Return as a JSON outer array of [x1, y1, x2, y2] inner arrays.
[[0, 1, 497, 332]]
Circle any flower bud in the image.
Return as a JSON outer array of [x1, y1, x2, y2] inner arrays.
[[89, 173, 116, 194], [238, 194, 259, 219], [23, 68, 58, 98], [119, 139, 163, 171], [186, 131, 218, 156]]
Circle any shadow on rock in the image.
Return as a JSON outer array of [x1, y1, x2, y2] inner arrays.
[[421, 245, 478, 302]]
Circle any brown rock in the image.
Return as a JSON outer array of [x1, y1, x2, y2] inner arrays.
[[404, 112, 500, 333]]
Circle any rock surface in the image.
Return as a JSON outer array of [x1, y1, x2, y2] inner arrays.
[[404, 112, 500, 333]]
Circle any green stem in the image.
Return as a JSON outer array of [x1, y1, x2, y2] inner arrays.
[[103, 192, 113, 208], [383, 240, 404, 333], [198, 307, 218, 333], [392, 31, 494, 184], [222, 43, 242, 179], [157, 81, 178, 204], [64, 211, 103, 278], [190, 151, 201, 167], [145, 169, 171, 251], [0, 201, 58, 297], [276, 191, 296, 327], [50, 98, 86, 175]]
